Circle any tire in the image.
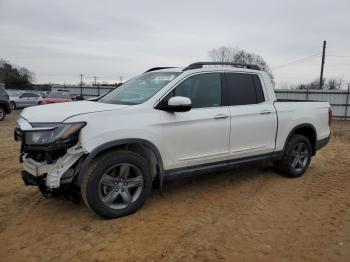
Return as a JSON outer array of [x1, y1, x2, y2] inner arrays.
[[276, 134, 312, 178], [81, 150, 152, 219], [37, 101, 42, 105], [10, 101, 16, 110], [0, 106, 5, 121]]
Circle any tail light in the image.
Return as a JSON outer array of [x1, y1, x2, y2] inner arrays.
[[328, 107, 332, 127]]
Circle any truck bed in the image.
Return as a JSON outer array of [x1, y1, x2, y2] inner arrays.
[[273, 100, 331, 153]]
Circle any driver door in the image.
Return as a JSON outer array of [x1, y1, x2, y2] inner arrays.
[[158, 73, 230, 170]]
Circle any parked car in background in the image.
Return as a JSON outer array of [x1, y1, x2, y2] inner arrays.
[[9, 92, 43, 110], [42, 91, 73, 104], [0, 84, 11, 121], [32, 90, 48, 98]]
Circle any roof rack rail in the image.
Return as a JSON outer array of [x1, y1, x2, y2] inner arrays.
[[144, 67, 176, 73], [182, 62, 260, 71]]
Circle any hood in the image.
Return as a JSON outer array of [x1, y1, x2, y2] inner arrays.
[[20, 101, 129, 123]]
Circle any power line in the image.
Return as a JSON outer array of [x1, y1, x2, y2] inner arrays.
[[327, 54, 350, 58], [271, 53, 321, 70]]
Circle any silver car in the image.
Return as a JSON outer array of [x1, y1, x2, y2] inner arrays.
[[10, 92, 43, 110]]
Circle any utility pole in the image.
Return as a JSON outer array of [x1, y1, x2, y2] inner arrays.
[[319, 40, 326, 89], [79, 74, 83, 98], [119, 76, 123, 84], [94, 76, 97, 86]]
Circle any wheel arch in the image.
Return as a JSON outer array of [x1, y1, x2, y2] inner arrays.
[[76, 139, 165, 188], [283, 123, 317, 156]]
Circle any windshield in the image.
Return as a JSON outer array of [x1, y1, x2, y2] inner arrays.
[[99, 71, 180, 105], [47, 92, 70, 99]]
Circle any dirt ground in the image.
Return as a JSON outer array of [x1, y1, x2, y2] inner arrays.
[[0, 110, 349, 262]]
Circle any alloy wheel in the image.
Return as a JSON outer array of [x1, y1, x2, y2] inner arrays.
[[290, 142, 309, 172], [98, 163, 144, 209]]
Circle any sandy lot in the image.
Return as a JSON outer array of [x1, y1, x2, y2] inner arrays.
[[0, 110, 349, 262]]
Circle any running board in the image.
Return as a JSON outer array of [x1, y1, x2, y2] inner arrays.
[[164, 151, 282, 181]]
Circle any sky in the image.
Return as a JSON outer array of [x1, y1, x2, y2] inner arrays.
[[0, 0, 349, 88]]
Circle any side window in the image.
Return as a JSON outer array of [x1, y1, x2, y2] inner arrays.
[[168, 73, 221, 108], [224, 73, 265, 106], [20, 93, 30, 98]]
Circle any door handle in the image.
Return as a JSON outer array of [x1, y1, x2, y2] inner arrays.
[[260, 110, 272, 115], [213, 114, 228, 119]]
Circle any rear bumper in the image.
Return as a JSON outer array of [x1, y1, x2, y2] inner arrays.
[[316, 135, 331, 151]]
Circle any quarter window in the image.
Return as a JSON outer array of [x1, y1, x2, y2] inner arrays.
[[168, 73, 222, 108]]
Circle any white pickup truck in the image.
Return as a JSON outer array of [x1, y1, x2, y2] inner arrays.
[[15, 62, 331, 219]]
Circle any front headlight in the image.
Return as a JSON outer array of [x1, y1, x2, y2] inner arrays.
[[25, 122, 86, 146]]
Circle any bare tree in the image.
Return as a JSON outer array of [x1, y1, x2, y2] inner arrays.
[[295, 77, 344, 90], [208, 46, 274, 85], [296, 78, 323, 90], [326, 77, 344, 90], [208, 46, 233, 63], [280, 81, 293, 89]]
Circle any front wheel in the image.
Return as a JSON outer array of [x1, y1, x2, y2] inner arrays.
[[81, 150, 152, 219], [276, 134, 312, 177]]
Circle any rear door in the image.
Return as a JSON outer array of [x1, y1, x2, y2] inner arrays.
[[222, 72, 277, 159], [159, 72, 230, 169], [26, 93, 40, 106]]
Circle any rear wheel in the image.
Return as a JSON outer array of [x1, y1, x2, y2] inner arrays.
[[0, 106, 5, 121], [10, 101, 16, 110], [276, 134, 312, 177], [81, 150, 152, 219]]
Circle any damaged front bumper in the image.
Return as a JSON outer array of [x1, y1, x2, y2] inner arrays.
[[22, 143, 85, 189]]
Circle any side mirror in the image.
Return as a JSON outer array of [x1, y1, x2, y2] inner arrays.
[[157, 96, 192, 112]]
